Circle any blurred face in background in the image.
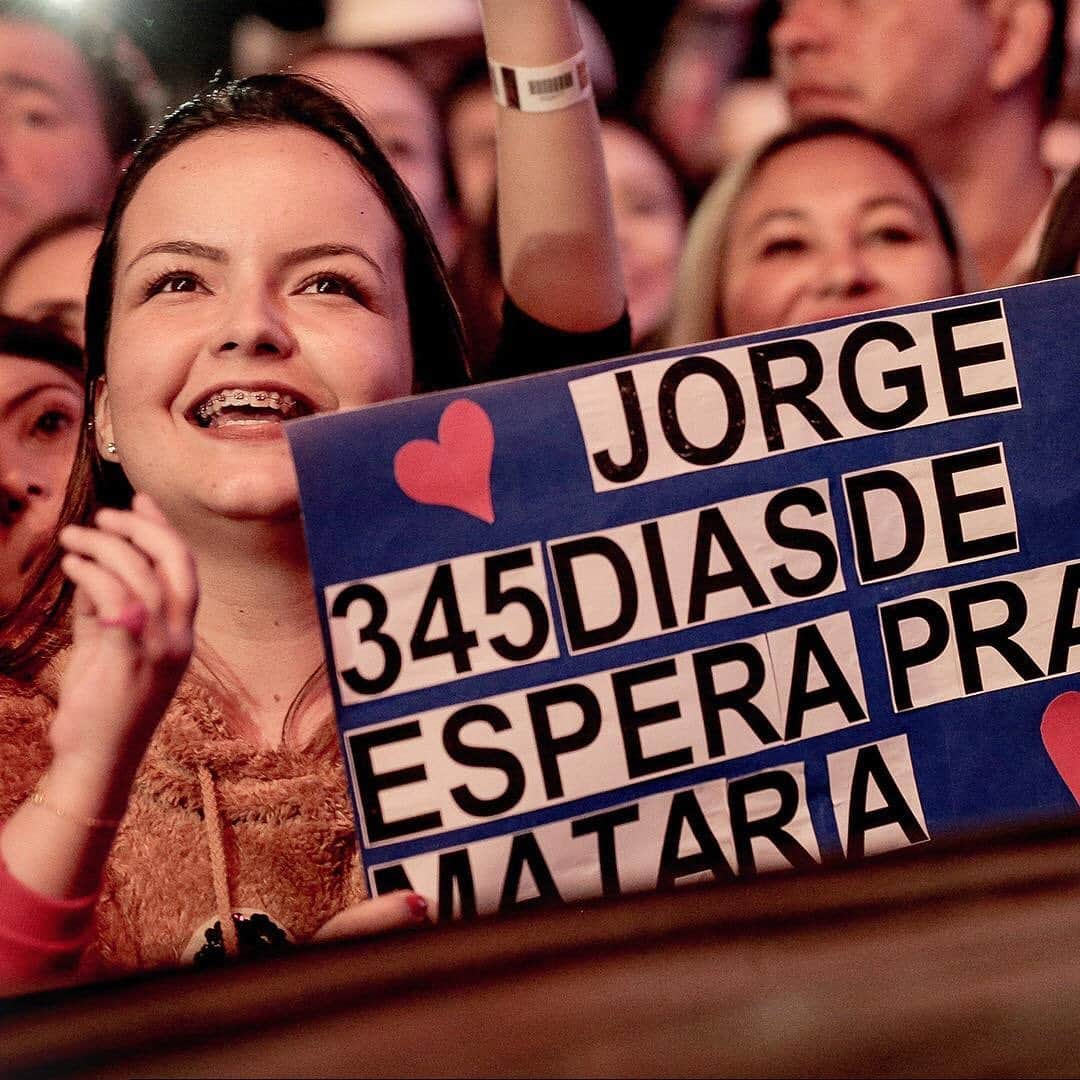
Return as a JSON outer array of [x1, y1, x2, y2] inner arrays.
[[642, 1, 756, 184], [0, 19, 116, 262], [719, 134, 958, 335], [0, 222, 102, 344], [293, 49, 460, 264], [770, 0, 994, 149], [602, 121, 686, 346], [0, 352, 81, 611], [710, 79, 790, 173], [446, 79, 496, 227]]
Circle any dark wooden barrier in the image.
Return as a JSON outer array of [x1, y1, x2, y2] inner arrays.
[[7, 821, 1080, 1077]]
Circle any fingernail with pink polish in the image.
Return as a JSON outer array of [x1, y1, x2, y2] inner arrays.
[[406, 893, 429, 920]]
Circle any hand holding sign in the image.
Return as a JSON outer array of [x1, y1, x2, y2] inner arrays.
[[394, 399, 496, 524]]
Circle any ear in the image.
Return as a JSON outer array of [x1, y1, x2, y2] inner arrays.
[[93, 376, 117, 460], [988, 0, 1054, 97]]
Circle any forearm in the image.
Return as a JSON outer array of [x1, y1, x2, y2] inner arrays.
[[1, 743, 136, 900], [481, 0, 625, 332], [0, 848, 97, 990], [0, 746, 132, 989]]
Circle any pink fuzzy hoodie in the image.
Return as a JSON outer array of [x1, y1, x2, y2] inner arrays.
[[0, 663, 367, 981]]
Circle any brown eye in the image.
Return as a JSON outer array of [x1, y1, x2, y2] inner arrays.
[[145, 271, 203, 299], [384, 137, 419, 163], [867, 225, 917, 245], [32, 408, 74, 439], [299, 273, 364, 302], [159, 275, 199, 293], [761, 237, 807, 258]]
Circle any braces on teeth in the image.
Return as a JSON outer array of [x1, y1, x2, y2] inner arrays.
[[196, 389, 301, 424]]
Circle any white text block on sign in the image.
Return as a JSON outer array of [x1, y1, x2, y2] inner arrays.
[[546, 479, 844, 655], [842, 442, 1018, 585], [368, 763, 821, 919], [879, 559, 1080, 712], [325, 542, 559, 704], [570, 300, 1020, 492], [344, 610, 867, 849]]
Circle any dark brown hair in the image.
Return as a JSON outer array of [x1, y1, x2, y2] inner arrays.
[[1032, 164, 1080, 280], [1, 74, 469, 675], [1044, 0, 1069, 116], [0, 314, 82, 375]]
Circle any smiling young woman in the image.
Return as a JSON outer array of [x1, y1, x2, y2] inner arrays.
[[0, 0, 627, 988]]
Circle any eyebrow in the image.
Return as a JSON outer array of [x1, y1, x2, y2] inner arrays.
[[857, 195, 924, 216], [746, 208, 807, 235], [746, 195, 925, 236], [1, 381, 81, 420], [284, 243, 385, 282], [124, 239, 385, 282], [24, 300, 80, 320], [125, 240, 226, 273], [0, 72, 64, 101]]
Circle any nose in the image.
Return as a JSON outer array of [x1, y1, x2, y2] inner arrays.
[[211, 284, 297, 361], [0, 457, 43, 528], [817, 242, 875, 300], [770, 0, 832, 58]]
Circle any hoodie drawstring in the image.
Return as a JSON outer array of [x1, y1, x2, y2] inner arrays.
[[197, 764, 238, 958]]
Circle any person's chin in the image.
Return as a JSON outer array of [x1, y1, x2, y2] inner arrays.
[[203, 476, 303, 524], [628, 294, 666, 347], [797, 299, 886, 325], [786, 87, 864, 124]]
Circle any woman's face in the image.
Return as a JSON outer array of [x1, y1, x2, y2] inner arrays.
[[0, 223, 102, 345], [720, 135, 957, 336], [603, 122, 686, 346], [97, 125, 414, 531], [446, 81, 496, 227], [0, 353, 81, 611]]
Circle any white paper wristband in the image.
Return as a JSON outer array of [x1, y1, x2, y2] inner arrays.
[[488, 49, 592, 113]]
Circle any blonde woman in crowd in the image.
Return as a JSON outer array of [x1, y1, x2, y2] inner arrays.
[[666, 119, 969, 347]]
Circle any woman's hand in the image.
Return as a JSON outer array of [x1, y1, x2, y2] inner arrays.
[[0, 492, 198, 903], [50, 492, 198, 785], [312, 891, 432, 943]]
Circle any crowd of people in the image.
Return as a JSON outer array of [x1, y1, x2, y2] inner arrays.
[[1, 0, 1079, 993]]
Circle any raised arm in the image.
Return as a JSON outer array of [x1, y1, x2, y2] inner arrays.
[[481, 0, 625, 333]]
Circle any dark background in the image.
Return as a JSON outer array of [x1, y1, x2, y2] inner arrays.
[[114, 1, 745, 107]]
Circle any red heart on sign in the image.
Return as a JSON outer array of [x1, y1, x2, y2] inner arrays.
[[1040, 691, 1080, 805], [393, 398, 495, 523]]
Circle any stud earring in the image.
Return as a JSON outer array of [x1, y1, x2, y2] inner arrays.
[[105, 441, 117, 456]]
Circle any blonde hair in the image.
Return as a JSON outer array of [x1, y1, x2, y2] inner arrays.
[[665, 152, 756, 348], [665, 119, 969, 350]]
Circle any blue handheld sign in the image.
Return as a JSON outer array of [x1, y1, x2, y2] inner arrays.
[[287, 278, 1080, 918]]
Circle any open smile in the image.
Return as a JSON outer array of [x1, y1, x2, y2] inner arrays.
[[189, 386, 315, 431]]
